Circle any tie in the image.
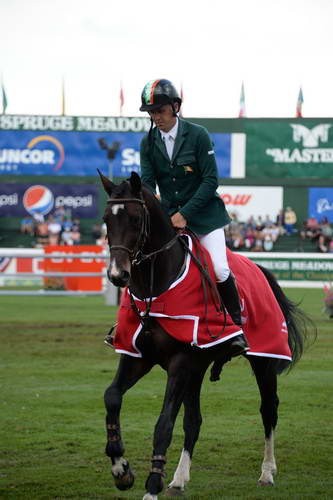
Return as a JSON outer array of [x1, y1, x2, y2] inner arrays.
[[164, 135, 174, 160]]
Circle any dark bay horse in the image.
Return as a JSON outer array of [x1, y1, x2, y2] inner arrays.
[[99, 171, 311, 500]]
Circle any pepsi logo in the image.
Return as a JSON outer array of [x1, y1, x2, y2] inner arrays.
[[23, 185, 54, 215]]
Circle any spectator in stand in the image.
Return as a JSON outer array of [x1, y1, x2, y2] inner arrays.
[[255, 215, 265, 231], [20, 216, 34, 235], [71, 225, 81, 244], [92, 223, 102, 243], [61, 227, 73, 245], [284, 207, 297, 235], [276, 209, 285, 235], [262, 223, 280, 243], [317, 234, 329, 253], [244, 227, 255, 249], [34, 220, 49, 247], [47, 215, 62, 245], [320, 217, 333, 240], [53, 206, 66, 223], [62, 216, 73, 232]]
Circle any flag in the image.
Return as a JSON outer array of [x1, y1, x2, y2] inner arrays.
[[239, 82, 246, 118], [179, 83, 184, 117], [61, 78, 66, 116], [119, 83, 124, 116], [296, 86, 304, 118], [1, 80, 8, 114]]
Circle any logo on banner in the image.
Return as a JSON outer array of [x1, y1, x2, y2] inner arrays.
[[27, 135, 65, 171], [266, 124, 333, 164], [0, 134, 65, 172], [291, 124, 331, 147], [23, 185, 54, 215]]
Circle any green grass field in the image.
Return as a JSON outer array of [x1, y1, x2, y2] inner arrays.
[[0, 288, 332, 499]]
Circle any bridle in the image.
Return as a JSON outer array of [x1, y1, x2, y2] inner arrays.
[[106, 197, 150, 265]]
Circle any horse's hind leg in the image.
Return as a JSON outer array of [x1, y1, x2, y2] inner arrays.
[[250, 357, 279, 486], [104, 354, 153, 491], [166, 370, 205, 496]]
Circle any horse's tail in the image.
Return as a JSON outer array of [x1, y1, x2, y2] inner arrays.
[[256, 264, 316, 373]]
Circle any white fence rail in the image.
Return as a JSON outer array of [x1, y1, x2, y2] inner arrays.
[[0, 248, 118, 303]]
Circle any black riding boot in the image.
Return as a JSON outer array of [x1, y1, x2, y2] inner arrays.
[[217, 274, 248, 357]]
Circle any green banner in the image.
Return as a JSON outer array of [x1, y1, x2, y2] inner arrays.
[[246, 255, 333, 281], [246, 119, 333, 178]]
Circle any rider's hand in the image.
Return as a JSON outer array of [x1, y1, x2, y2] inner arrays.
[[171, 212, 187, 230]]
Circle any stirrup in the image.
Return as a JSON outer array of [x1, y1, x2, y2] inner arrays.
[[104, 323, 117, 348]]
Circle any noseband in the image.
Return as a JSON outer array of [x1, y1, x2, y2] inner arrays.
[[106, 197, 150, 264]]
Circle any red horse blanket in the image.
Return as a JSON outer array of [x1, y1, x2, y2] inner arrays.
[[113, 236, 291, 362]]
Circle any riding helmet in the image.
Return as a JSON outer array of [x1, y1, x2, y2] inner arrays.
[[139, 79, 182, 112]]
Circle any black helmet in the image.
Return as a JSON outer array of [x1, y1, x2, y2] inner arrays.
[[140, 79, 182, 112]]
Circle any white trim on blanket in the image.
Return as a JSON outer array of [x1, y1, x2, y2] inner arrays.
[[246, 351, 292, 361]]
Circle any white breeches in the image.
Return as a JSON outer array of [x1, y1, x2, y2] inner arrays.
[[198, 228, 230, 282]]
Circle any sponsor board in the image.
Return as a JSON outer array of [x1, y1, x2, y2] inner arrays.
[[217, 185, 283, 221], [245, 253, 333, 282], [0, 183, 99, 218], [246, 120, 333, 177], [0, 129, 240, 178], [308, 187, 333, 222]]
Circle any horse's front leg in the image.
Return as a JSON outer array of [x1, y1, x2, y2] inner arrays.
[[104, 354, 153, 491], [143, 353, 190, 500], [166, 370, 205, 496]]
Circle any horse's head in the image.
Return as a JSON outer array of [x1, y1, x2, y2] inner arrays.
[[99, 170, 149, 287]]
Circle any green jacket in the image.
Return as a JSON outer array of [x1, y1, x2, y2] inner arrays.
[[140, 118, 231, 235]]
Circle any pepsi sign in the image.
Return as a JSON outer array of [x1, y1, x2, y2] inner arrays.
[[23, 185, 54, 215], [0, 183, 99, 218]]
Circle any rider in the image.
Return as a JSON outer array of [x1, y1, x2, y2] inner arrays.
[[139, 79, 248, 357]]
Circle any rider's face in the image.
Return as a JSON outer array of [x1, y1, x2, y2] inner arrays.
[[148, 104, 178, 132]]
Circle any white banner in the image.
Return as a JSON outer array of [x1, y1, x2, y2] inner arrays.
[[217, 185, 283, 222]]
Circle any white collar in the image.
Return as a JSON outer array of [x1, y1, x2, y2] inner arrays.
[[160, 119, 179, 142]]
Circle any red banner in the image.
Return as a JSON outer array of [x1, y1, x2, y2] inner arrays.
[[44, 245, 105, 291]]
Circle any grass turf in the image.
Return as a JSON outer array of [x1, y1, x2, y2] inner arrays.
[[0, 288, 332, 499]]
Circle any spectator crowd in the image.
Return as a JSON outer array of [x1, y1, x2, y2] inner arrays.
[[20, 206, 333, 253], [20, 206, 81, 247], [225, 207, 333, 253]]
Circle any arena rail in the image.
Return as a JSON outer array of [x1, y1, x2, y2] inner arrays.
[[0, 248, 118, 304]]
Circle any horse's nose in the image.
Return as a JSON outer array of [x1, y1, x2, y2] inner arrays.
[[107, 268, 130, 287]]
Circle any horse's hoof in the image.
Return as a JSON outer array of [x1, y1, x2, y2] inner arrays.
[[165, 486, 184, 496], [258, 479, 274, 487], [113, 463, 135, 490]]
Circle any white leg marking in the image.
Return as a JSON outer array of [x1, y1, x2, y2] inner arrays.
[[111, 456, 127, 477], [168, 449, 191, 490], [258, 432, 277, 486], [142, 494, 158, 500]]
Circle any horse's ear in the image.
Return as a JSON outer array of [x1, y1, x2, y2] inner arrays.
[[129, 171, 142, 196], [97, 169, 115, 196]]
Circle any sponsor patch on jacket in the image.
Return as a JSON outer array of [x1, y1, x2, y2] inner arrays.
[[208, 150, 215, 155], [183, 166, 194, 174]]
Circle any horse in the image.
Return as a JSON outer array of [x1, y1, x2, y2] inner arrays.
[[99, 170, 311, 500]]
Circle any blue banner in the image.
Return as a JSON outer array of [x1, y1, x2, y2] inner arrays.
[[309, 187, 333, 222], [0, 183, 99, 218], [0, 130, 231, 178]]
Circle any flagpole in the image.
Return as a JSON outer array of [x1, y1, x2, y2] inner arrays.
[[61, 77, 66, 116], [296, 86, 303, 118], [1, 75, 8, 115], [119, 81, 124, 117], [239, 81, 246, 118]]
